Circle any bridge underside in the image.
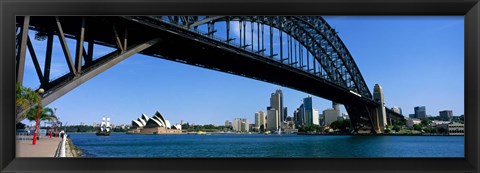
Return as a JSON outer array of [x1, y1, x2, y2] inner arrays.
[[16, 16, 403, 134]]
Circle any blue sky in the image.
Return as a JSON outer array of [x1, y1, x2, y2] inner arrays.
[[21, 16, 464, 126]]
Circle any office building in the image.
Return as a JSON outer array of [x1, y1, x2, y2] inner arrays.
[[232, 118, 249, 132], [414, 106, 426, 119], [270, 89, 284, 129], [303, 96, 314, 126], [406, 118, 421, 127], [409, 114, 415, 118], [323, 108, 339, 126], [254, 111, 266, 131], [267, 107, 279, 132], [438, 122, 464, 135], [294, 104, 305, 128], [439, 110, 453, 120], [225, 120, 232, 127], [312, 109, 319, 125], [333, 102, 340, 111], [233, 118, 242, 132]]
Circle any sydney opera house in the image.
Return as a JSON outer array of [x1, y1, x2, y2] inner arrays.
[[128, 111, 182, 134]]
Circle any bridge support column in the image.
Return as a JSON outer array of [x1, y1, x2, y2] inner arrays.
[[371, 107, 382, 134]]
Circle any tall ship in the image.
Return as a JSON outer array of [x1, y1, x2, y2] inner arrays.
[[96, 116, 111, 136]]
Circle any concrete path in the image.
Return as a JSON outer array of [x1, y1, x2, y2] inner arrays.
[[16, 136, 62, 157]]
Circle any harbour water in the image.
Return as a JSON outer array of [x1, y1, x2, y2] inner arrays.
[[68, 133, 464, 158]]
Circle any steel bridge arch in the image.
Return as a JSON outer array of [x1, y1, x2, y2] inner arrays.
[[166, 16, 372, 98]]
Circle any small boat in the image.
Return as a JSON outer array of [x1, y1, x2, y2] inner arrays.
[[96, 116, 111, 136]]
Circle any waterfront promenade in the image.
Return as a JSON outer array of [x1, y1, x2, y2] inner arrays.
[[16, 136, 79, 157]]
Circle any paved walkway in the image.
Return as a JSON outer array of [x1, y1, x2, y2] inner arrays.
[[16, 135, 63, 157]]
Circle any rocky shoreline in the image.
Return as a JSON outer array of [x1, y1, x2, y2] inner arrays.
[[65, 137, 84, 157]]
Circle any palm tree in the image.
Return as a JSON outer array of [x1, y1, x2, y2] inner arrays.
[[25, 106, 57, 124], [15, 84, 42, 123]]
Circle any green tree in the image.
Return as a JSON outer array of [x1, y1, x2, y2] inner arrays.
[[420, 119, 431, 126], [181, 123, 190, 130], [423, 127, 437, 133], [392, 125, 401, 132], [329, 121, 341, 130], [384, 128, 391, 134], [413, 124, 422, 131], [25, 106, 57, 125], [15, 84, 42, 123]]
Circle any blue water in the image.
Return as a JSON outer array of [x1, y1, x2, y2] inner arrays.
[[68, 133, 464, 158]]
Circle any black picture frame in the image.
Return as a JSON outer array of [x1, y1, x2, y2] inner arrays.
[[1, 0, 479, 173]]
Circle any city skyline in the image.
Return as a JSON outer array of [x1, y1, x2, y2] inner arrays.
[[19, 16, 464, 126]]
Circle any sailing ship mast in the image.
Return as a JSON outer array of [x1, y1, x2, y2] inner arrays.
[[100, 117, 106, 131], [106, 117, 111, 132]]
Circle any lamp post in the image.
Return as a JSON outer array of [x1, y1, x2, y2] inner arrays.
[[32, 88, 44, 145]]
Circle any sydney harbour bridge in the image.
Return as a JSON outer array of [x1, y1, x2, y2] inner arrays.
[[15, 16, 405, 134]]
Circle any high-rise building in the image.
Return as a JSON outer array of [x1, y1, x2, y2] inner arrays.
[[312, 109, 319, 125], [294, 104, 305, 128], [373, 84, 387, 130], [414, 106, 426, 119], [303, 96, 314, 126], [232, 118, 249, 132], [323, 108, 340, 126], [241, 119, 249, 132], [225, 120, 232, 127], [270, 89, 284, 129], [267, 107, 279, 132], [409, 114, 415, 118], [233, 118, 242, 132], [254, 111, 266, 130], [333, 102, 340, 111], [439, 110, 453, 119]]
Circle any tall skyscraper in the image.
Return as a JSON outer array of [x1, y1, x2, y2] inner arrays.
[[414, 106, 426, 119], [294, 103, 305, 128], [270, 89, 284, 129], [255, 111, 266, 130], [373, 84, 387, 130], [439, 110, 453, 119], [267, 107, 279, 132], [312, 109, 319, 125], [303, 96, 314, 126], [332, 102, 340, 111]]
